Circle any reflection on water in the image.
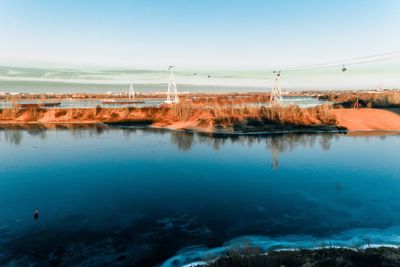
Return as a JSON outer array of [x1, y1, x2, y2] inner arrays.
[[3, 129, 23, 145], [171, 131, 195, 151], [1, 124, 398, 171], [1, 125, 400, 266], [1, 124, 340, 169]]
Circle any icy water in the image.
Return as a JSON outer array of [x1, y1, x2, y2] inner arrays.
[[1, 125, 400, 266], [0, 96, 326, 110], [0, 99, 166, 109]]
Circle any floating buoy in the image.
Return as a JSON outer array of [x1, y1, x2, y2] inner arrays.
[[33, 209, 39, 220]]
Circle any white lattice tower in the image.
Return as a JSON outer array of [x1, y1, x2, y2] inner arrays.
[[128, 81, 135, 99], [270, 70, 283, 105], [166, 66, 179, 104], [377, 82, 383, 91]]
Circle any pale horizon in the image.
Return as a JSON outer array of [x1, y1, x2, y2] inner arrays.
[[1, 0, 400, 91]]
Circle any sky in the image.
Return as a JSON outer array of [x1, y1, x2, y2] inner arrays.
[[1, 0, 400, 69]]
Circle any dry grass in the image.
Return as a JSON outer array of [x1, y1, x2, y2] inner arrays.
[[0, 95, 337, 130], [320, 91, 400, 108], [171, 100, 194, 121], [208, 104, 336, 127]]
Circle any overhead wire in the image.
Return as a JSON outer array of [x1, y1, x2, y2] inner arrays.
[[282, 55, 400, 73], [278, 50, 400, 73]]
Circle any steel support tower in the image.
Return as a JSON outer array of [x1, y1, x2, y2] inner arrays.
[[165, 66, 179, 104], [270, 70, 283, 105], [128, 81, 135, 99]]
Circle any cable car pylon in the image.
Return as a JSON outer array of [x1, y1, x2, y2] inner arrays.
[[165, 66, 179, 104], [128, 81, 135, 99], [270, 70, 283, 105]]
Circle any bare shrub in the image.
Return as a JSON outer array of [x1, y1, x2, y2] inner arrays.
[[110, 112, 119, 119], [55, 109, 68, 118], [95, 105, 102, 115], [171, 100, 194, 121]]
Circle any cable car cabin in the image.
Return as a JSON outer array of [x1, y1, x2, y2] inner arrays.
[[273, 70, 281, 77], [342, 65, 347, 72]]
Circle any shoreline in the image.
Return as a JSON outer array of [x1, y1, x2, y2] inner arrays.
[[162, 225, 400, 267], [2, 122, 400, 137], [186, 247, 400, 267], [2, 91, 400, 133]]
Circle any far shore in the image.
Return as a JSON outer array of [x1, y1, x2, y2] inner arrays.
[[1, 91, 400, 133]]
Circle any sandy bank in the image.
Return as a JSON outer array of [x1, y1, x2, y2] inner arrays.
[[332, 109, 400, 131]]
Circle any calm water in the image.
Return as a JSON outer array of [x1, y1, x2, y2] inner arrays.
[[0, 96, 326, 110], [1, 125, 400, 266], [0, 99, 165, 109]]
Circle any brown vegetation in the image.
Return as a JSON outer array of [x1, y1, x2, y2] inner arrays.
[[2, 91, 400, 132], [319, 91, 400, 108], [0, 98, 339, 133]]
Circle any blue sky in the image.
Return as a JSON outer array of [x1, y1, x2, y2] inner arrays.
[[0, 0, 399, 69]]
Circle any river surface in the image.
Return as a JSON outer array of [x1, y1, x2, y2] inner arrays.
[[0, 96, 327, 110], [0, 125, 400, 266]]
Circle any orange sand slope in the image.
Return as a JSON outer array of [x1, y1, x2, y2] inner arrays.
[[332, 109, 400, 131]]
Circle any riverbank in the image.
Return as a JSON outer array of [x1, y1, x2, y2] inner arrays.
[[0, 104, 339, 133], [1, 106, 400, 133], [203, 247, 400, 267], [332, 108, 400, 131]]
